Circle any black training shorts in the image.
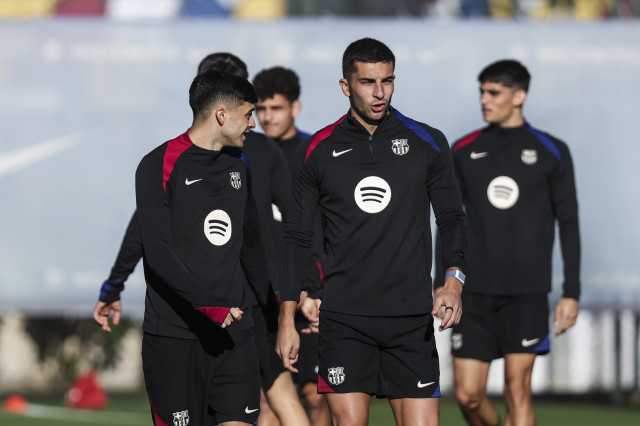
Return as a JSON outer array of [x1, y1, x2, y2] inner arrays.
[[451, 292, 550, 362], [318, 311, 441, 398], [142, 329, 261, 425]]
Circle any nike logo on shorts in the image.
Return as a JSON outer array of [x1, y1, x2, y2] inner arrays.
[[470, 151, 488, 159], [417, 381, 435, 388], [245, 407, 259, 414], [521, 338, 541, 347]]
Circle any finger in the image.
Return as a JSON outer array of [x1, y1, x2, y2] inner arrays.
[[112, 310, 121, 326]]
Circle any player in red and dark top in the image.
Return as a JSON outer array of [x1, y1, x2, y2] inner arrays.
[[276, 38, 467, 426], [438, 59, 581, 426], [137, 70, 266, 425]]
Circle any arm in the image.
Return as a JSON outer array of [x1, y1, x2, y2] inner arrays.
[[135, 153, 238, 327], [93, 212, 142, 332], [551, 140, 581, 334], [427, 129, 467, 331], [277, 143, 319, 367]]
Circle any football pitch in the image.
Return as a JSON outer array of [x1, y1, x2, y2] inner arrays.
[[1, 394, 639, 425]]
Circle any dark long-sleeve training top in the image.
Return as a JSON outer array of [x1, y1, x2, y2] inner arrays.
[[281, 107, 466, 316]]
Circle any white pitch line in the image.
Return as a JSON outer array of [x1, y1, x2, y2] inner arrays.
[[19, 403, 149, 424], [0, 133, 81, 178]]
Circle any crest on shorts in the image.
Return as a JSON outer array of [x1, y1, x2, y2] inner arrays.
[[328, 367, 345, 385], [391, 139, 409, 156], [230, 171, 241, 189], [521, 149, 537, 165], [173, 410, 189, 426], [451, 333, 463, 351]]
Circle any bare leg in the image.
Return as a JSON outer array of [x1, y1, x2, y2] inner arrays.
[[264, 371, 310, 426], [300, 382, 331, 426], [388, 396, 439, 426], [325, 392, 371, 426], [453, 357, 500, 426], [503, 353, 536, 426], [258, 388, 280, 426]]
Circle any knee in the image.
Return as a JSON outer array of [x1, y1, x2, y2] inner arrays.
[[301, 383, 326, 410], [456, 387, 486, 413], [503, 379, 531, 406]]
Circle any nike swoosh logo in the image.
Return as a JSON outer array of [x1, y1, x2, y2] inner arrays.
[[185, 178, 202, 185], [470, 151, 488, 159], [333, 148, 353, 157], [245, 407, 259, 414], [521, 338, 540, 347], [417, 381, 435, 388]]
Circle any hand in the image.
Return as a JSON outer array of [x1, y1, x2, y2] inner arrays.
[[276, 301, 300, 373], [554, 297, 579, 336], [301, 319, 319, 334], [221, 307, 243, 329], [300, 296, 321, 324], [432, 275, 462, 332], [93, 300, 122, 333]]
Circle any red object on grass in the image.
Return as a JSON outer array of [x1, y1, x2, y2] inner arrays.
[[3, 394, 28, 414], [64, 369, 108, 410]]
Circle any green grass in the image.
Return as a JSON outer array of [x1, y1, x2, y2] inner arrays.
[[1, 394, 639, 425]]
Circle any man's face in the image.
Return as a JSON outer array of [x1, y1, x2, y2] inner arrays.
[[480, 81, 526, 127], [340, 61, 395, 130], [255, 94, 299, 141], [223, 101, 256, 148]]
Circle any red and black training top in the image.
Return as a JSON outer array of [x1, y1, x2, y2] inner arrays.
[[281, 107, 466, 316], [442, 123, 580, 299], [135, 130, 269, 340]]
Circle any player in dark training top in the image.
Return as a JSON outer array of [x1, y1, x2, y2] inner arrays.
[[136, 70, 266, 425], [439, 59, 581, 426], [276, 38, 467, 426]]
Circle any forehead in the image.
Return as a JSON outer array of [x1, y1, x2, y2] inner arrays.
[[256, 93, 290, 107], [480, 81, 512, 92], [236, 101, 255, 112], [351, 61, 394, 79]]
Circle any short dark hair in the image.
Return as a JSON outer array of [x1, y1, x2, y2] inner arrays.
[[197, 52, 248, 78], [342, 37, 395, 79], [189, 70, 257, 123], [252, 66, 301, 103], [478, 59, 531, 92]]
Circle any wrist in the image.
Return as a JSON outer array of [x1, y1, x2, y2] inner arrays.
[[444, 269, 465, 286]]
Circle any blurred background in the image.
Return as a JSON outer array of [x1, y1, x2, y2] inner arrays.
[[0, 0, 639, 419]]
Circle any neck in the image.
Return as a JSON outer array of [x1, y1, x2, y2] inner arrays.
[[188, 122, 224, 151], [497, 110, 525, 129], [350, 109, 380, 135]]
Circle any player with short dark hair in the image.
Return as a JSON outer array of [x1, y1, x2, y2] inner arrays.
[[94, 53, 310, 426], [276, 37, 467, 426], [135, 69, 264, 425], [253, 65, 330, 426], [442, 59, 580, 426]]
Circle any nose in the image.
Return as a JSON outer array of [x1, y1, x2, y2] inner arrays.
[[373, 81, 384, 99], [249, 116, 256, 129]]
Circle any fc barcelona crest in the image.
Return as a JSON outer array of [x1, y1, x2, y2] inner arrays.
[[391, 139, 409, 156], [173, 410, 189, 426], [521, 149, 537, 165], [328, 367, 345, 385], [230, 172, 241, 189]]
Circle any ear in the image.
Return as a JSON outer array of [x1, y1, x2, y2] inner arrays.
[[339, 78, 350, 97], [214, 107, 226, 126], [513, 90, 527, 108], [291, 99, 302, 119]]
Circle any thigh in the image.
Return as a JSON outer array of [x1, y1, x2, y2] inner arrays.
[[453, 357, 491, 396], [451, 292, 501, 362], [252, 305, 285, 389], [142, 333, 208, 426], [209, 331, 261, 425], [318, 311, 379, 395], [378, 315, 441, 399], [498, 293, 549, 356], [389, 396, 439, 426]]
